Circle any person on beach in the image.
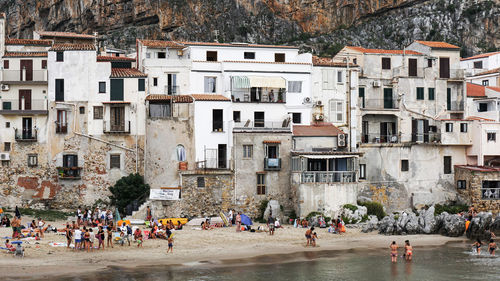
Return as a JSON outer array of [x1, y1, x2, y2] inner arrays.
[[390, 241, 398, 262], [74, 227, 82, 251], [107, 225, 114, 248], [11, 216, 20, 239], [236, 212, 242, 232], [488, 239, 496, 256], [167, 235, 173, 253], [65, 224, 72, 248], [88, 228, 95, 252], [146, 206, 152, 221], [305, 227, 314, 247], [472, 239, 482, 255], [311, 232, 318, 247], [37, 218, 45, 238], [97, 226, 105, 250], [404, 240, 413, 261], [268, 216, 275, 235]]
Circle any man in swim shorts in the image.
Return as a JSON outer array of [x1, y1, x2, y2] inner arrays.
[[305, 227, 314, 247]]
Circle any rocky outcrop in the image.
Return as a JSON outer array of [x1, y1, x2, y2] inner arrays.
[[466, 212, 494, 240]]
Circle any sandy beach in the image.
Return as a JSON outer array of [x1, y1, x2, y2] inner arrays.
[[0, 217, 467, 279]]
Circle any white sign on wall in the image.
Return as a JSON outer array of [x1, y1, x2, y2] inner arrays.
[[149, 188, 180, 200]]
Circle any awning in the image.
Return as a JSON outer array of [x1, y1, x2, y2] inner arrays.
[[231, 76, 250, 89], [248, 76, 286, 88], [300, 155, 358, 159]]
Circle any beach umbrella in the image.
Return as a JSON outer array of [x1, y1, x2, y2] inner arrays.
[[15, 206, 21, 218], [240, 214, 252, 226], [114, 209, 121, 222]]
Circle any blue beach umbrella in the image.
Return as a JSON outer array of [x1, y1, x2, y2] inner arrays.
[[240, 214, 252, 226]]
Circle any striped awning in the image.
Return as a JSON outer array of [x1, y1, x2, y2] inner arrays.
[[231, 76, 250, 89], [248, 76, 286, 88]]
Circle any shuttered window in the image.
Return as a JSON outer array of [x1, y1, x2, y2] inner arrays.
[[416, 87, 424, 100], [444, 156, 452, 174], [428, 88, 435, 100], [382, 57, 391, 70], [110, 154, 121, 169], [257, 174, 266, 195], [329, 100, 344, 122], [138, 78, 145, 91], [3, 60, 9, 69], [110, 79, 124, 101]]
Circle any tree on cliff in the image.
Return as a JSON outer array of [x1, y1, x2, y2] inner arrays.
[[109, 173, 150, 216]]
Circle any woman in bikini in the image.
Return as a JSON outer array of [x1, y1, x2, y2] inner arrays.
[[390, 241, 398, 262], [65, 224, 73, 249], [488, 239, 497, 256], [472, 239, 482, 255], [404, 240, 413, 261], [106, 225, 114, 248]]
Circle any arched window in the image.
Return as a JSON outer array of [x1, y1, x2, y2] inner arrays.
[[176, 145, 186, 162]]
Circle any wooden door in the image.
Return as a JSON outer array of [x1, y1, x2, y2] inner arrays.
[[439, 57, 450, 78], [408, 58, 417, 77], [20, 60, 33, 81], [110, 106, 125, 131], [19, 90, 32, 110]]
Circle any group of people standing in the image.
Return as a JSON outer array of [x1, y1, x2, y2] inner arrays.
[[390, 240, 413, 262]]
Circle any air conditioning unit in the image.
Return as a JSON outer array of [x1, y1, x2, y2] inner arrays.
[[314, 113, 324, 121], [303, 97, 312, 104], [338, 134, 346, 147], [177, 50, 184, 56], [1, 84, 9, 91], [314, 100, 323, 106], [372, 81, 381, 88], [0, 153, 9, 161]]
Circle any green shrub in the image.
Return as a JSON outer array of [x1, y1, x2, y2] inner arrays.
[[342, 215, 357, 225], [358, 201, 386, 220], [306, 211, 323, 220], [343, 204, 358, 212], [109, 173, 150, 216], [18, 208, 72, 221], [360, 214, 369, 223], [434, 204, 469, 216]]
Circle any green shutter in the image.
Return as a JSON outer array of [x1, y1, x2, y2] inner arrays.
[[417, 87, 424, 100], [428, 88, 435, 100], [359, 87, 365, 108], [138, 78, 145, 91], [2, 101, 11, 110], [110, 79, 124, 101]]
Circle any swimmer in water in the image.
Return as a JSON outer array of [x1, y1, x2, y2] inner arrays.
[[390, 241, 398, 262], [472, 239, 482, 255], [404, 240, 413, 261], [488, 239, 496, 256]]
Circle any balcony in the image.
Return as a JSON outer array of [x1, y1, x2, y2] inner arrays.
[[411, 132, 442, 143], [447, 69, 465, 81], [392, 66, 424, 78], [57, 167, 82, 180], [301, 171, 356, 183], [447, 101, 464, 111], [164, 85, 179, 95], [264, 158, 281, 171], [0, 99, 48, 115], [14, 128, 37, 142], [361, 134, 400, 144], [231, 89, 286, 103], [233, 120, 291, 132], [55, 122, 68, 134], [1, 69, 48, 84], [359, 98, 399, 110], [103, 120, 131, 134]]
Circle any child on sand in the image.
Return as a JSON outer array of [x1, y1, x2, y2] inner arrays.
[[167, 235, 173, 253], [404, 240, 413, 261], [488, 239, 496, 256], [311, 232, 318, 247], [390, 241, 398, 262], [137, 232, 143, 248]]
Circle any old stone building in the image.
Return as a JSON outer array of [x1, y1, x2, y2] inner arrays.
[[455, 165, 500, 214]]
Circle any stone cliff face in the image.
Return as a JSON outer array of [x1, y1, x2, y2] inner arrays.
[[0, 0, 498, 55]]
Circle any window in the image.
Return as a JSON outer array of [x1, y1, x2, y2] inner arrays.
[[55, 79, 64, 101], [158, 52, 166, 59], [292, 113, 302, 124], [243, 145, 253, 159], [41, 60, 47, 69], [478, 103, 488, 112], [257, 173, 266, 195], [93, 106, 103, 120], [427, 59, 432, 68], [110, 154, 121, 169], [482, 80, 489, 86], [457, 180, 466, 190], [481, 181, 500, 200], [329, 100, 344, 122], [206, 51, 218, 61], [428, 88, 435, 100], [487, 132, 497, 142], [4, 142, 10, 152], [265, 144, 279, 158], [444, 156, 452, 174], [79, 106, 85, 114], [3, 60, 8, 69], [359, 164, 366, 179], [63, 154, 78, 168], [244, 52, 255, 59], [445, 123, 453, 132], [153, 77, 158, 87], [149, 103, 171, 118], [56, 110, 67, 133], [274, 53, 285, 62], [288, 81, 302, 93], [2, 101, 11, 110], [359, 87, 365, 108], [408, 58, 417, 77], [146, 52, 151, 59], [416, 87, 424, 100], [233, 111, 241, 122], [197, 177, 205, 188], [337, 70, 343, 83], [353, 58, 357, 65], [381, 57, 391, 70], [5, 122, 10, 128], [460, 123, 468, 133], [401, 160, 409, 172], [176, 144, 186, 161], [473, 61, 483, 69], [1, 160, 9, 167], [254, 111, 265, 127], [204, 77, 216, 93], [99, 82, 106, 93], [138, 78, 145, 91], [212, 109, 223, 131], [322, 69, 335, 90], [28, 154, 38, 167], [56, 52, 64, 62]]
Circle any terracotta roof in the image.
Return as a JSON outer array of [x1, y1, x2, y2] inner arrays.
[[414, 41, 460, 49], [191, 94, 231, 101], [455, 165, 500, 172], [465, 116, 496, 122], [138, 40, 185, 49], [138, 39, 298, 49], [263, 140, 282, 144], [312, 56, 356, 67], [110, 68, 147, 78], [49, 43, 95, 51], [467, 82, 486, 97], [474, 67, 500, 76], [37, 31, 96, 39], [487, 86, 500, 93], [461, 51, 500, 61], [221, 60, 311, 65], [293, 123, 344, 137], [5, 39, 52, 46], [146, 94, 193, 103], [97, 56, 135, 62], [345, 46, 421, 55], [3, 52, 47, 57], [439, 119, 473, 121]]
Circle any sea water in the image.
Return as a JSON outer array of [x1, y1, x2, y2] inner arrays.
[[46, 242, 500, 281]]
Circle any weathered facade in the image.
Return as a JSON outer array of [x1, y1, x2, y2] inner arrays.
[[455, 165, 500, 214]]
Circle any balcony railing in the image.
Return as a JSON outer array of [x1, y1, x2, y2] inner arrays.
[[1, 69, 48, 82], [392, 66, 424, 78], [361, 134, 399, 144], [447, 101, 464, 111], [231, 89, 286, 103], [447, 69, 465, 80], [301, 171, 356, 183], [0, 99, 48, 114], [264, 158, 281, 171], [233, 120, 291, 131], [359, 98, 398, 109], [411, 132, 442, 143], [14, 128, 37, 142], [164, 85, 179, 95], [57, 167, 82, 180], [103, 120, 131, 133], [55, 122, 68, 134]]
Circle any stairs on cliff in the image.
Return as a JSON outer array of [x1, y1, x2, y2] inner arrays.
[[124, 199, 151, 221]]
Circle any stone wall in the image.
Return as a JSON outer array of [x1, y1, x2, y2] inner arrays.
[[455, 166, 500, 214]]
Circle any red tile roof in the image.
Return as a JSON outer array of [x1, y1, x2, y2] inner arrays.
[[37, 31, 96, 39], [345, 46, 421, 55], [138, 40, 185, 49], [461, 51, 500, 61], [474, 67, 500, 76], [5, 39, 52, 46], [110, 68, 147, 78], [146, 94, 193, 103], [138, 39, 298, 49], [414, 41, 460, 49], [49, 43, 96, 51], [455, 165, 500, 172], [312, 56, 357, 67], [293, 123, 344, 137], [487, 86, 500, 93], [191, 94, 231, 101], [465, 116, 495, 122], [467, 82, 486, 97], [3, 52, 47, 57], [97, 56, 135, 62], [263, 140, 282, 144]]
